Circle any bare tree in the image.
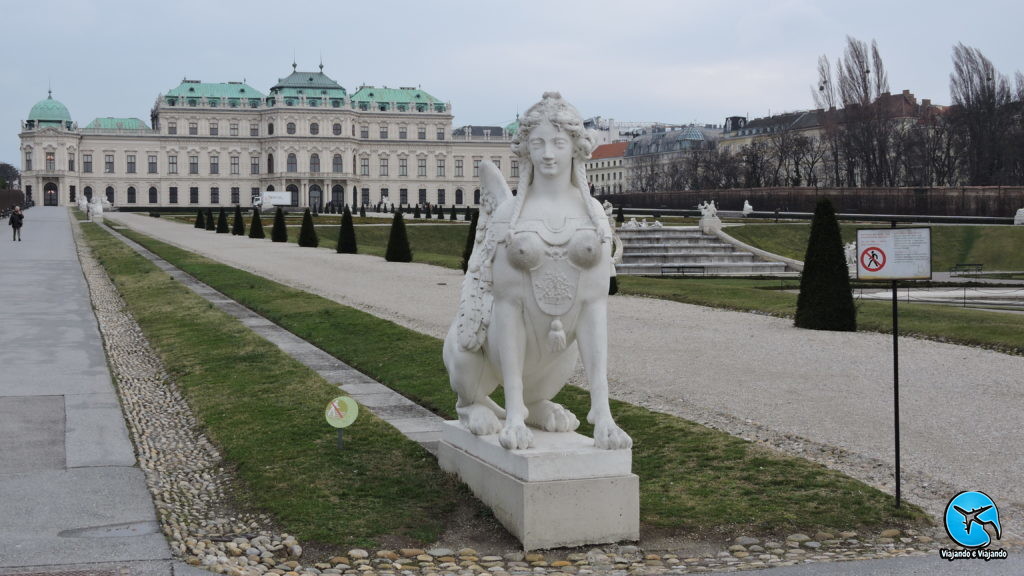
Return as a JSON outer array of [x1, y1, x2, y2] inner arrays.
[[949, 43, 1013, 185]]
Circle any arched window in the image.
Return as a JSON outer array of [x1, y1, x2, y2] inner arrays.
[[84, 186, 93, 200], [455, 189, 463, 205], [309, 153, 320, 173], [332, 154, 343, 173], [474, 189, 480, 204], [332, 123, 342, 136], [105, 186, 115, 204], [286, 184, 299, 206], [267, 153, 275, 173], [331, 184, 344, 205], [127, 186, 137, 204], [286, 122, 296, 135], [149, 187, 158, 203], [287, 153, 297, 172], [267, 123, 274, 135], [310, 122, 319, 135], [266, 185, 275, 192]]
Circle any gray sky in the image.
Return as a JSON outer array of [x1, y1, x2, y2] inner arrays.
[[5, 0, 1022, 166]]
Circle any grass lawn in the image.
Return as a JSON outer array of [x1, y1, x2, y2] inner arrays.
[[79, 223, 483, 550], [727, 223, 1024, 272], [107, 225, 930, 540]]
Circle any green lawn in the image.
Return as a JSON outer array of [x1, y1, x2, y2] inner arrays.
[[103, 224, 929, 541], [727, 223, 1024, 271]]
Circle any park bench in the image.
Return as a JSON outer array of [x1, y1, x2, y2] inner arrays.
[[660, 265, 706, 276], [949, 263, 983, 276]]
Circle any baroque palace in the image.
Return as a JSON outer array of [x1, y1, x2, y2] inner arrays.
[[19, 64, 520, 209]]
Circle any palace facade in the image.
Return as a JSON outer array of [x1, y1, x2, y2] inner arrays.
[[19, 65, 520, 209]]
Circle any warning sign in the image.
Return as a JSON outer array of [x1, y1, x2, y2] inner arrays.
[[856, 228, 932, 280]]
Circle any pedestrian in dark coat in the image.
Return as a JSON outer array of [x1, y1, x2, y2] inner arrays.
[[9, 206, 24, 241]]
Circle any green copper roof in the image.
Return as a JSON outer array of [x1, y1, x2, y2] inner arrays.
[[166, 80, 265, 99], [505, 118, 519, 136], [350, 86, 446, 112], [28, 93, 72, 123], [85, 117, 150, 130], [270, 68, 347, 99]]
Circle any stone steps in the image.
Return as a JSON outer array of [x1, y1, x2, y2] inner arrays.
[[616, 226, 790, 276]]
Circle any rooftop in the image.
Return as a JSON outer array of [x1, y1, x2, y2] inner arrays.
[[590, 142, 628, 160], [84, 117, 150, 131], [166, 80, 266, 100], [269, 66, 347, 99], [28, 92, 72, 124]]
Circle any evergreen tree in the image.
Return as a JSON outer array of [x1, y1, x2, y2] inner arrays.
[[194, 209, 206, 229], [271, 207, 288, 242], [461, 208, 479, 273], [337, 205, 358, 253], [232, 205, 245, 236], [425, 204, 433, 219], [205, 208, 215, 230], [359, 204, 366, 218], [298, 208, 319, 247], [795, 198, 857, 331], [249, 210, 265, 239], [616, 204, 625, 224], [385, 211, 413, 262], [464, 206, 471, 221], [216, 207, 229, 233], [449, 205, 457, 221], [413, 204, 421, 218]]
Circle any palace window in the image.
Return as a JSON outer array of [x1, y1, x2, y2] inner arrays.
[[250, 123, 259, 137], [360, 125, 369, 139], [169, 186, 178, 203], [230, 123, 239, 136], [126, 187, 136, 203], [210, 187, 219, 204], [210, 122, 218, 136], [436, 158, 445, 177], [310, 153, 320, 173], [105, 154, 114, 173], [310, 122, 319, 135], [493, 159, 501, 171], [473, 159, 481, 177], [168, 155, 178, 174], [287, 153, 297, 172], [361, 188, 369, 205], [455, 159, 463, 177], [359, 157, 369, 176], [511, 160, 519, 177], [83, 154, 92, 173], [399, 126, 407, 139], [399, 157, 408, 176], [148, 155, 158, 173], [148, 187, 158, 203], [399, 188, 408, 204], [189, 122, 198, 135], [437, 128, 444, 140], [250, 156, 260, 175], [417, 126, 426, 140], [418, 188, 427, 205], [417, 157, 427, 177], [267, 153, 274, 173], [189, 187, 199, 203], [287, 122, 296, 135], [455, 189, 463, 204], [437, 189, 446, 205], [231, 187, 240, 204], [230, 156, 239, 175], [168, 121, 177, 135], [69, 157, 75, 171], [45, 151, 55, 171], [267, 123, 274, 135], [209, 155, 219, 175], [126, 154, 136, 174], [380, 126, 388, 139], [332, 122, 342, 136], [189, 155, 199, 174], [332, 154, 343, 173], [379, 157, 389, 177]]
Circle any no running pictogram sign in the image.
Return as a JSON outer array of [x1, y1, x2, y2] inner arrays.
[[860, 246, 886, 272]]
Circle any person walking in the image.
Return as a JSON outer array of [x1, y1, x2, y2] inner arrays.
[[9, 206, 24, 241]]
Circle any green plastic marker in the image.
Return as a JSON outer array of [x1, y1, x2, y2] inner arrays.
[[326, 396, 359, 448]]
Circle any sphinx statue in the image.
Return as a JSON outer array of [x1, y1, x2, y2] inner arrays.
[[443, 92, 632, 451]]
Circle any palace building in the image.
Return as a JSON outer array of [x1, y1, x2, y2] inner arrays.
[[19, 64, 520, 209]]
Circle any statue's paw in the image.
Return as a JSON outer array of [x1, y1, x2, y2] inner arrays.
[[593, 420, 633, 450], [458, 403, 502, 436], [527, 401, 580, 433], [498, 422, 534, 450]]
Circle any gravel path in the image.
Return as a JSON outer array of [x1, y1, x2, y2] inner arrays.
[[108, 213, 1024, 524]]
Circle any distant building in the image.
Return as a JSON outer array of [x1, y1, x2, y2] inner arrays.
[[19, 64, 519, 208], [586, 142, 628, 195], [623, 124, 722, 192]]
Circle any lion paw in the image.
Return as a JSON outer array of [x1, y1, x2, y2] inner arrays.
[[593, 420, 633, 450], [458, 403, 502, 436], [499, 422, 534, 450], [526, 400, 580, 432]]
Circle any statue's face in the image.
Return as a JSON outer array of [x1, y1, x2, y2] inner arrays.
[[527, 121, 572, 179]]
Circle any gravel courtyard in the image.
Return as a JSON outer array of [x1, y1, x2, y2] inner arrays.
[[107, 212, 1024, 524]]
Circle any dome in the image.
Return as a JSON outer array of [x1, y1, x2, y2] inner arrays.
[[28, 92, 72, 124]]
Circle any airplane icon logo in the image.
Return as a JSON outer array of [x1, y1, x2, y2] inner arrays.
[[945, 491, 1002, 549]]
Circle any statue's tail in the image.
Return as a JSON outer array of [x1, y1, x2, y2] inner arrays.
[[548, 318, 567, 352]]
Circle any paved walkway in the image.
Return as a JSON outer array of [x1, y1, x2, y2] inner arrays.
[[0, 207, 204, 575], [105, 212, 1024, 527]]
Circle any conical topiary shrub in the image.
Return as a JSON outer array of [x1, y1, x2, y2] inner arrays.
[[616, 204, 625, 224], [205, 208, 215, 231], [337, 205, 358, 254], [464, 206, 471, 220], [298, 208, 319, 247], [359, 204, 366, 218], [413, 204, 421, 219], [449, 205, 457, 221], [232, 205, 245, 236], [216, 207, 229, 233], [271, 207, 288, 243], [461, 208, 479, 273], [795, 198, 856, 331], [194, 210, 206, 229], [425, 204, 433, 219], [385, 211, 413, 262], [249, 210, 265, 239]]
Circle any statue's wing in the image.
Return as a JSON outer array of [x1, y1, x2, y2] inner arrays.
[[456, 161, 512, 351]]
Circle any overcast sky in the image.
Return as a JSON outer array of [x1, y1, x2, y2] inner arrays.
[[5, 0, 1022, 165]]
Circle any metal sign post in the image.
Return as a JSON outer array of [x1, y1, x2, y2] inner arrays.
[[857, 225, 932, 509], [325, 396, 359, 450]]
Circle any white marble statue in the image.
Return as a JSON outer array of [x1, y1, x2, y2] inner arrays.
[[622, 217, 639, 229], [443, 92, 632, 451], [742, 200, 754, 216], [604, 201, 624, 266], [698, 200, 718, 218], [698, 200, 721, 234], [844, 241, 857, 267], [1015, 208, 1024, 225], [639, 218, 649, 228], [77, 196, 88, 213], [90, 196, 104, 220]]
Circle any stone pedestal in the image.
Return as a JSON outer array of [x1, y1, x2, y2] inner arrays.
[[437, 421, 639, 551]]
